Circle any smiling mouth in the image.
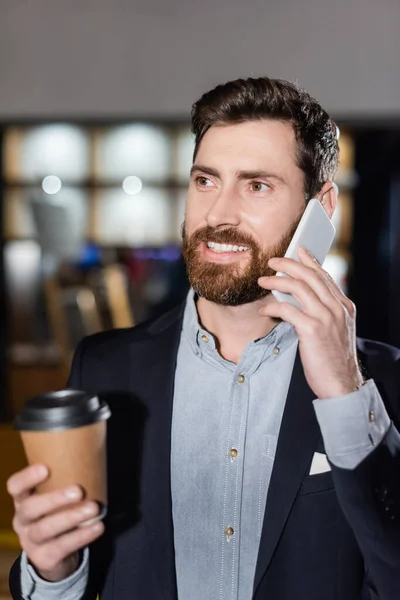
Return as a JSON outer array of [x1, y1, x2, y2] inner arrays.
[[206, 242, 250, 253]]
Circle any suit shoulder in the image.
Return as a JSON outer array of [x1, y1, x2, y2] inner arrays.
[[69, 304, 184, 390], [79, 321, 151, 355], [77, 303, 185, 358]]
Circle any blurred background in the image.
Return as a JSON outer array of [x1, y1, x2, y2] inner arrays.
[[1, 0, 400, 595]]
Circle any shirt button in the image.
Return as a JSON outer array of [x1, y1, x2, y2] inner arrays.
[[369, 410, 375, 422], [237, 374, 245, 383], [201, 334, 209, 343], [273, 347, 280, 355], [225, 526, 234, 537], [229, 448, 238, 458]]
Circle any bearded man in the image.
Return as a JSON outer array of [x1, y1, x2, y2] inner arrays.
[[8, 77, 400, 600]]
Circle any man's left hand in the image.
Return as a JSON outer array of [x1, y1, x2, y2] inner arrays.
[[258, 247, 364, 399]]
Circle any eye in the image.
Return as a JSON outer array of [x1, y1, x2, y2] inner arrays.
[[195, 176, 214, 187], [250, 181, 270, 192]]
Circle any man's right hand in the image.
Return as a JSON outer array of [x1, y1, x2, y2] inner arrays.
[[7, 464, 104, 582]]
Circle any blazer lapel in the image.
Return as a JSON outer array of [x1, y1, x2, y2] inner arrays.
[[129, 304, 184, 600], [253, 349, 321, 593]]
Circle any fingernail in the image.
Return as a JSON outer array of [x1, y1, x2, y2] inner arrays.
[[268, 257, 279, 264], [82, 503, 98, 517], [37, 465, 48, 477], [65, 486, 81, 500]]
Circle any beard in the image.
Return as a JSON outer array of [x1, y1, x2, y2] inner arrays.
[[181, 215, 302, 306]]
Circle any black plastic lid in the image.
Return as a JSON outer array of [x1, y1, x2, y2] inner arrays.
[[15, 390, 111, 432]]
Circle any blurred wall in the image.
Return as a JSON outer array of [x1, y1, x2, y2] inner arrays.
[[0, 0, 399, 119]]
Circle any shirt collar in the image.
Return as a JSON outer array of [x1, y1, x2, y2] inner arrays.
[[182, 288, 297, 360]]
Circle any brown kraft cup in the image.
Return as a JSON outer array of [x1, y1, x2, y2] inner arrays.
[[15, 390, 111, 523]]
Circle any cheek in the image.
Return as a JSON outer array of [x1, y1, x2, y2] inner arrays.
[[247, 206, 300, 243], [184, 195, 207, 230], [245, 212, 284, 248]]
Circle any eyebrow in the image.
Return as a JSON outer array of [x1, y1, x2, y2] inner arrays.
[[190, 164, 287, 185], [190, 164, 220, 179]]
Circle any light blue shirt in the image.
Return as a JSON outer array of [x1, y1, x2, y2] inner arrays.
[[20, 290, 391, 599], [171, 291, 298, 600]]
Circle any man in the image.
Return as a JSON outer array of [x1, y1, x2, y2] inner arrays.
[[7, 77, 400, 600]]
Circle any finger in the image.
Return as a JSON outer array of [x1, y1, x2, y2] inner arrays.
[[28, 521, 104, 575], [319, 268, 356, 317], [258, 275, 330, 317], [28, 501, 100, 544], [259, 300, 316, 332], [7, 465, 49, 505], [268, 253, 342, 313], [297, 246, 322, 268], [17, 485, 83, 526], [298, 248, 356, 317]]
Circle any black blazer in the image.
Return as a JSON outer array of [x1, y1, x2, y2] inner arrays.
[[10, 304, 400, 600]]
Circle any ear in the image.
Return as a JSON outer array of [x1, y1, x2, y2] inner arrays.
[[316, 181, 337, 219]]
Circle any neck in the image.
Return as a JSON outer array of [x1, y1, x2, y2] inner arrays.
[[196, 294, 280, 363]]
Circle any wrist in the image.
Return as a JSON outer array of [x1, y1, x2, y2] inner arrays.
[[35, 551, 80, 582], [318, 377, 364, 400]]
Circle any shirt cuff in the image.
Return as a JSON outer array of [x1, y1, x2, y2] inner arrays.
[[20, 547, 89, 600], [312, 379, 391, 470]]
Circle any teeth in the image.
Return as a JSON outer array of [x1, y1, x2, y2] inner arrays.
[[206, 242, 249, 253]]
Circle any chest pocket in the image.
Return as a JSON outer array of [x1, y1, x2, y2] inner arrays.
[[299, 436, 335, 496], [299, 470, 335, 495]]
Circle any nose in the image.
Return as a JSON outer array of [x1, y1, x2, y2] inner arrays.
[[204, 188, 240, 229]]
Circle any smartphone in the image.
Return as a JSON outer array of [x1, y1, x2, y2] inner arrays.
[[271, 198, 336, 308]]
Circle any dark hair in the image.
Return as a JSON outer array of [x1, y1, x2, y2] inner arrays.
[[191, 77, 339, 200]]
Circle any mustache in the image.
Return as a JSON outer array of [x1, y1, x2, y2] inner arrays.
[[186, 226, 258, 250]]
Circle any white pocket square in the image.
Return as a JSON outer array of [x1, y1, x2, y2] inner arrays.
[[309, 452, 331, 475]]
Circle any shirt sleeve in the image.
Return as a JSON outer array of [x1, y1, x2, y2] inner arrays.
[[312, 379, 391, 469], [20, 547, 89, 600]]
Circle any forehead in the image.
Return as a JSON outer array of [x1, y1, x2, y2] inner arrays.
[[195, 120, 299, 173]]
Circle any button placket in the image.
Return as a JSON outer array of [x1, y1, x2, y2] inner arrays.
[[220, 365, 249, 596]]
